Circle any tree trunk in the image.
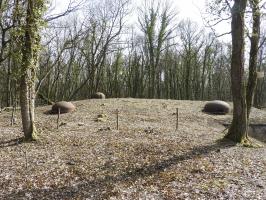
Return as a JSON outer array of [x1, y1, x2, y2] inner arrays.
[[20, 0, 44, 141], [6, 51, 11, 107], [246, 0, 260, 118], [225, 0, 248, 143], [20, 74, 31, 135]]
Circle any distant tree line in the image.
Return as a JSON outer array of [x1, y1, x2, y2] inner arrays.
[[1, 0, 266, 109]]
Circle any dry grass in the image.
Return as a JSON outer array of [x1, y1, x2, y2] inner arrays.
[[0, 98, 265, 199]]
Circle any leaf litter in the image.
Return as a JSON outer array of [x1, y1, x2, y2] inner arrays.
[[0, 98, 265, 199]]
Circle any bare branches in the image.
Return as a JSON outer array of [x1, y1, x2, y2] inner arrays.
[[201, 0, 233, 40], [205, 16, 231, 27], [215, 31, 232, 38], [45, 0, 85, 22], [225, 0, 232, 10]]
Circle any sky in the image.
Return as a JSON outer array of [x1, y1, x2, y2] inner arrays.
[[175, 0, 205, 24], [50, 0, 206, 24], [48, 0, 230, 40]]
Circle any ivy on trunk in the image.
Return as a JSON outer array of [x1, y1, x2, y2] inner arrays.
[[20, 0, 46, 141]]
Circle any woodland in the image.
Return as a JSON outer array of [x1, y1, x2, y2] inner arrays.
[[0, 0, 266, 199]]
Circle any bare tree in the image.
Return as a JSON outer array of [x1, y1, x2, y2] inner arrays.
[[178, 19, 204, 100], [225, 0, 249, 143], [138, 0, 177, 98], [246, 0, 261, 118], [68, 0, 130, 99], [18, 0, 46, 141]]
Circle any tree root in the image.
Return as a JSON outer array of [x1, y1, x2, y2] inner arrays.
[[240, 137, 263, 148], [23, 125, 38, 142]]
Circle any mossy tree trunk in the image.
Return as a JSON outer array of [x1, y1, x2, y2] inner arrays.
[[246, 0, 260, 118], [225, 0, 248, 143], [20, 0, 45, 141]]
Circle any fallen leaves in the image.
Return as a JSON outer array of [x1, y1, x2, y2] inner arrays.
[[0, 99, 265, 199]]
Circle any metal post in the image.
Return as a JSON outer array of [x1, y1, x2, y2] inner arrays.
[[116, 109, 119, 130], [57, 108, 61, 129], [176, 108, 178, 131]]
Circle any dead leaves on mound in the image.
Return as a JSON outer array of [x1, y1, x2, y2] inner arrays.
[[0, 99, 266, 199]]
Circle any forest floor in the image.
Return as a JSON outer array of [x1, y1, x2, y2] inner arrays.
[[0, 98, 266, 200]]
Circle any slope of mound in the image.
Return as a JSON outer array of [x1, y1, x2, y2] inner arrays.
[[0, 99, 265, 199]]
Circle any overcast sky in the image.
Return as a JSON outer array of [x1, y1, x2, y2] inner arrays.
[[49, 0, 230, 40], [50, 0, 206, 23]]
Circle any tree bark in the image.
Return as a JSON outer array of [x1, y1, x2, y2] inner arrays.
[[6, 50, 11, 107], [225, 0, 248, 143], [246, 0, 260, 118], [20, 0, 44, 141], [20, 74, 32, 137]]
